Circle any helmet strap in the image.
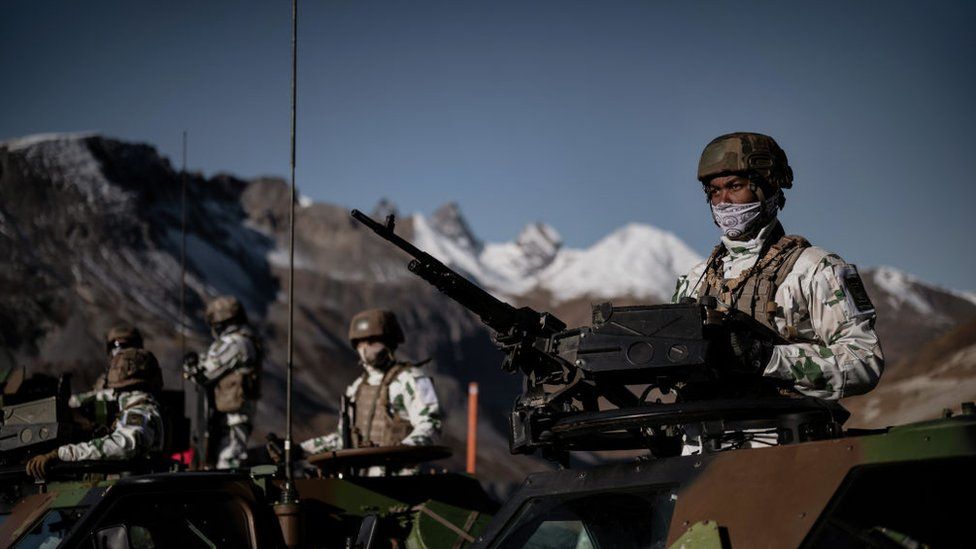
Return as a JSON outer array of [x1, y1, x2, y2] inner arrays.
[[749, 174, 786, 210]]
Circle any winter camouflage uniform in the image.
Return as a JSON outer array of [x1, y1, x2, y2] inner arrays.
[[300, 309, 442, 476], [300, 362, 443, 454], [672, 219, 884, 401], [672, 132, 884, 454], [44, 349, 164, 469], [58, 390, 164, 461], [198, 323, 262, 469]]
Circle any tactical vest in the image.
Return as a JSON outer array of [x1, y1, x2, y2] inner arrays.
[[213, 326, 264, 413], [700, 224, 810, 336], [351, 363, 414, 448]]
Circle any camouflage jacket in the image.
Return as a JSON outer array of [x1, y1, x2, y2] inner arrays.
[[57, 390, 164, 461], [199, 324, 261, 385], [300, 362, 442, 454], [672, 220, 884, 400]]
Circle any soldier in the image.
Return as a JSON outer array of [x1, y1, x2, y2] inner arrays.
[[672, 132, 884, 408], [26, 348, 165, 479], [184, 296, 263, 469], [299, 309, 442, 463], [68, 324, 144, 410]]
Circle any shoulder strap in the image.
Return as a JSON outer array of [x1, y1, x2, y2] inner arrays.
[[742, 233, 812, 329], [771, 236, 810, 288], [699, 244, 726, 297]]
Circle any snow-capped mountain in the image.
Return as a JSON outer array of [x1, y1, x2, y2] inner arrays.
[[413, 206, 703, 304], [525, 223, 702, 303], [872, 266, 976, 318], [859, 265, 976, 373], [481, 223, 563, 283]]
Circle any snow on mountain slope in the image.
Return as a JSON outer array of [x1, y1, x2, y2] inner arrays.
[[533, 223, 702, 303], [481, 223, 563, 283], [412, 203, 703, 303], [4, 133, 133, 207], [872, 266, 937, 315], [870, 265, 976, 322], [946, 287, 976, 308], [411, 213, 517, 291]]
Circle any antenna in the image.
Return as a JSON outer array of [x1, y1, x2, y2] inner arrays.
[[282, 0, 299, 505], [179, 131, 188, 383]]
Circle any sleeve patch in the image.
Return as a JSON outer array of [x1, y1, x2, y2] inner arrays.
[[124, 411, 148, 427], [836, 264, 875, 316]]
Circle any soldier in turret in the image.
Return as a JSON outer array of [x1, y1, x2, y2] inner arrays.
[[183, 296, 263, 469], [299, 309, 442, 463], [68, 324, 144, 411], [26, 348, 165, 479], [672, 132, 884, 408]]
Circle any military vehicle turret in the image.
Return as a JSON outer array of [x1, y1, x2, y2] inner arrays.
[[352, 209, 976, 549]]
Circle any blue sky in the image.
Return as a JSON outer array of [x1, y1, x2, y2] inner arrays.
[[2, 1, 974, 291]]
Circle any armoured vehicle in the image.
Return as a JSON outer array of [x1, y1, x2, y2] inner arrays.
[[352, 209, 976, 549], [0, 372, 495, 548], [0, 461, 495, 548]]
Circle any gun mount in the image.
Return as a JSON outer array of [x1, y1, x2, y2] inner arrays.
[[351, 210, 847, 461], [0, 375, 75, 466]]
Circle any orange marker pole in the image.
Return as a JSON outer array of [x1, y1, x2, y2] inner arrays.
[[466, 382, 479, 475]]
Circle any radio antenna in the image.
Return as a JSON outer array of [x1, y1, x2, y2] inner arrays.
[[282, 0, 299, 506], [179, 130, 188, 379]]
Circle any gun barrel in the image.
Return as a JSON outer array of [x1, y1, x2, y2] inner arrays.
[[351, 209, 528, 335], [351, 209, 426, 259]]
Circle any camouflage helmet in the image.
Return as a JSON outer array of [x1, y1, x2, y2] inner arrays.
[[105, 324, 144, 355], [106, 348, 163, 391], [348, 309, 404, 348], [205, 296, 247, 325], [697, 132, 793, 190]]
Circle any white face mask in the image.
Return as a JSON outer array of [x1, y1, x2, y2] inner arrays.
[[357, 341, 394, 368], [710, 193, 780, 239]]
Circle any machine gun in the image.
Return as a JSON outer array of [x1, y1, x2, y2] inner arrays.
[[351, 210, 567, 377], [351, 210, 847, 459]]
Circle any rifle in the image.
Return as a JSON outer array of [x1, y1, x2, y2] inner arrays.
[[340, 395, 352, 449]]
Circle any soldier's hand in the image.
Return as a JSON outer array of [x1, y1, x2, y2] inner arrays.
[[728, 330, 775, 373], [265, 434, 305, 464], [182, 352, 200, 379], [703, 307, 780, 374], [265, 433, 284, 464], [25, 450, 60, 479]]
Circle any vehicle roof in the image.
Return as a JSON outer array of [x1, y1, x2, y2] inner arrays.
[[474, 413, 976, 548]]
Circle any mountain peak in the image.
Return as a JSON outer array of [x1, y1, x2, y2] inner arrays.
[[1, 131, 96, 152], [513, 222, 562, 272], [517, 222, 561, 251], [429, 202, 482, 253]]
